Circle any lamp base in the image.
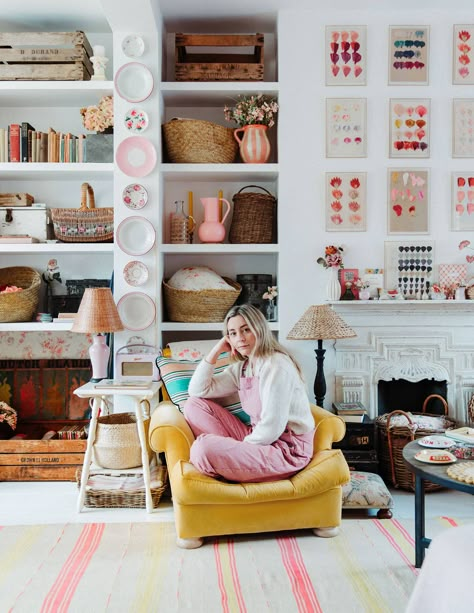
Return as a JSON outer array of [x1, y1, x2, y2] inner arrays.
[[314, 340, 327, 408], [89, 334, 110, 382]]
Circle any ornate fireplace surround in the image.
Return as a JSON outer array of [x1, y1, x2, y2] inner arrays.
[[331, 302, 474, 425]]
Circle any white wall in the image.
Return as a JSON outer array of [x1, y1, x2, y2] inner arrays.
[[278, 8, 474, 408]]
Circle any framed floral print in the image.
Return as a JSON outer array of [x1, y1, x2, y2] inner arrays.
[[388, 26, 429, 85], [389, 99, 430, 158], [325, 26, 367, 85], [452, 172, 474, 231], [453, 99, 474, 157], [326, 98, 367, 158], [453, 25, 474, 84], [387, 168, 429, 234], [325, 172, 367, 231]]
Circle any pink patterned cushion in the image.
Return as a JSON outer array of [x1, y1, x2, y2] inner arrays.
[[342, 471, 393, 509]]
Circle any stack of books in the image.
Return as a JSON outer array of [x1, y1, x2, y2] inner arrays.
[[333, 401, 368, 422]]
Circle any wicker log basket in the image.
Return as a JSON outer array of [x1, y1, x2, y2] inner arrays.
[[51, 182, 113, 243], [376, 394, 457, 492], [0, 266, 41, 323], [229, 185, 277, 244], [162, 118, 238, 164], [163, 277, 241, 322]]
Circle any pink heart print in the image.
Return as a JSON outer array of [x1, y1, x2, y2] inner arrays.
[[354, 66, 363, 78], [342, 65, 351, 77], [331, 65, 340, 77], [456, 204, 465, 215], [467, 255, 474, 263], [458, 190, 466, 202], [468, 203, 474, 215], [468, 190, 474, 202]]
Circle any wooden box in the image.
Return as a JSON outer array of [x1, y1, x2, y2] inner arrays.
[[0, 193, 34, 207], [0, 420, 87, 481], [0, 31, 93, 81], [175, 33, 264, 81]]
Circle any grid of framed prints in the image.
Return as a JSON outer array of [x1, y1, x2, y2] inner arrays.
[[451, 172, 474, 230], [453, 25, 474, 85], [325, 172, 367, 231], [388, 26, 429, 85], [389, 99, 430, 158], [384, 240, 434, 298], [452, 99, 474, 157], [387, 169, 429, 234], [326, 98, 367, 158], [325, 26, 367, 85]]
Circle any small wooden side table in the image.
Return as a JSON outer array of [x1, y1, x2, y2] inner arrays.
[[74, 381, 162, 513]]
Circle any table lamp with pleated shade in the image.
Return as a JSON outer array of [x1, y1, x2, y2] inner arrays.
[[71, 287, 124, 382], [287, 304, 356, 407]]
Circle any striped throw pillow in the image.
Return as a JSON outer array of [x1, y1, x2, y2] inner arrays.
[[155, 353, 250, 425]]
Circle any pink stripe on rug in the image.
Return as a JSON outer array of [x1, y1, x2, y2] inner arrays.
[[214, 539, 229, 613], [441, 516, 459, 527], [228, 540, 246, 613], [373, 520, 417, 575], [213, 538, 246, 613], [392, 518, 415, 546], [41, 523, 105, 613], [277, 536, 322, 613]]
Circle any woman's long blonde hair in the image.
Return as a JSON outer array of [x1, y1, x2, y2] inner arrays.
[[223, 304, 304, 379]]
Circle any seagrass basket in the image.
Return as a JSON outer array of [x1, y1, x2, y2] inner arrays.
[[229, 185, 277, 244], [162, 118, 238, 163], [163, 277, 241, 322], [0, 266, 41, 322], [376, 395, 457, 492], [93, 412, 148, 470], [51, 182, 113, 243]]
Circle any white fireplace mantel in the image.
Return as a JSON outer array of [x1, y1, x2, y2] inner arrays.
[[330, 301, 474, 424]]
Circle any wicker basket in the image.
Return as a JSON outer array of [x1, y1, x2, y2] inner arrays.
[[93, 412, 147, 470], [76, 464, 168, 509], [0, 266, 41, 323], [376, 395, 457, 492], [50, 183, 113, 243], [162, 118, 238, 164], [229, 185, 277, 244], [466, 284, 474, 300], [163, 277, 241, 322]]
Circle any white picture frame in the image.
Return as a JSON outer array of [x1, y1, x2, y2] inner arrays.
[[325, 172, 367, 231], [451, 171, 474, 231], [453, 25, 474, 85], [326, 98, 367, 158], [452, 99, 474, 158], [388, 26, 429, 85], [387, 168, 430, 235], [325, 26, 367, 86], [389, 99, 430, 159], [384, 240, 434, 298]]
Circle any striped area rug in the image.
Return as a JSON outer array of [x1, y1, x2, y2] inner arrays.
[[0, 517, 469, 612]]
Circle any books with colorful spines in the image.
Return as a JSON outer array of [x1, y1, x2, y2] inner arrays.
[[21, 122, 35, 162], [39, 132, 48, 162], [0, 128, 5, 162], [9, 123, 20, 162]]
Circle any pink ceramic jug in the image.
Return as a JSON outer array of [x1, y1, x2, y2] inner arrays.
[[198, 197, 231, 243]]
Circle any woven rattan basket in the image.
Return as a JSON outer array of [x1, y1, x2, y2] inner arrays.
[[162, 118, 238, 163], [163, 277, 241, 322], [51, 183, 113, 243], [0, 266, 41, 323], [229, 185, 277, 244], [93, 412, 147, 470], [76, 464, 168, 509], [376, 395, 457, 492]]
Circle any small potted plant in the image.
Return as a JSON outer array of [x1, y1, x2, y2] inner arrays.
[[80, 95, 114, 162]]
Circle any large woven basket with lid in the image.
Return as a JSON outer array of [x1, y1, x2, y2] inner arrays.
[[0, 266, 41, 322]]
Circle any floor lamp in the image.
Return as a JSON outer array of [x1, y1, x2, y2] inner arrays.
[[287, 304, 356, 408]]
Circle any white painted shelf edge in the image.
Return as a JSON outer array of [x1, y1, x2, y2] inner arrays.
[[0, 243, 114, 254], [0, 322, 73, 332]]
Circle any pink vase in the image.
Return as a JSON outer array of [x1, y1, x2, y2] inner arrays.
[[234, 124, 271, 164], [198, 197, 231, 243]]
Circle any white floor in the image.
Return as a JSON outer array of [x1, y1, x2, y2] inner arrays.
[[0, 479, 473, 525]]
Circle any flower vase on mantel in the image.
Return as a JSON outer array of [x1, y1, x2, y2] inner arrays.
[[326, 267, 341, 301], [265, 299, 277, 322]]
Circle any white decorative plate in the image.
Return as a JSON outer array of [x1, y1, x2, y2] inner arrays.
[[124, 108, 149, 134], [414, 450, 457, 464], [417, 435, 455, 449], [116, 216, 155, 256], [114, 62, 154, 103], [121, 34, 145, 58], [122, 184, 148, 210], [123, 260, 149, 286], [116, 136, 157, 177], [117, 292, 155, 331]]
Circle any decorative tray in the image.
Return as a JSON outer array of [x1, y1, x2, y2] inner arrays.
[[445, 427, 474, 446]]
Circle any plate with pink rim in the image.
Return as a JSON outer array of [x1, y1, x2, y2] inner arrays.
[[116, 137, 157, 177], [122, 183, 148, 210], [417, 435, 455, 449], [123, 260, 149, 286], [414, 450, 457, 464], [124, 108, 149, 134], [115, 62, 154, 103], [116, 216, 155, 256], [117, 292, 155, 331]]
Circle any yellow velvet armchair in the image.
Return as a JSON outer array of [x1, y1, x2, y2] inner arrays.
[[149, 402, 351, 548]]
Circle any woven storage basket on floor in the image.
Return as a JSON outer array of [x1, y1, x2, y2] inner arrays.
[[51, 182, 113, 243], [163, 277, 241, 322], [376, 395, 456, 492], [93, 412, 147, 470], [0, 266, 41, 323], [76, 464, 168, 509], [229, 185, 277, 244], [162, 118, 238, 163]]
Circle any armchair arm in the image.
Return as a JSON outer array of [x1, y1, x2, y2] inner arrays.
[[149, 401, 196, 472], [310, 404, 346, 452]]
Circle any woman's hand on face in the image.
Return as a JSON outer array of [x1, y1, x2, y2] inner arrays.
[[205, 336, 233, 364]]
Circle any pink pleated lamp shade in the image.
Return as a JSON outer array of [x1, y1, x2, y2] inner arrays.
[[71, 288, 124, 334]]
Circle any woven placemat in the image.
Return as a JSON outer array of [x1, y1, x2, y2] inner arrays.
[[447, 462, 474, 484]]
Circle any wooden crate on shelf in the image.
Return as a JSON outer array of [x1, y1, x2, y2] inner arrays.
[[175, 33, 264, 81], [0, 193, 34, 207], [0, 31, 93, 81]]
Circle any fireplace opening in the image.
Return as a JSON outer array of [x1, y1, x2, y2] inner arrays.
[[377, 379, 448, 415]]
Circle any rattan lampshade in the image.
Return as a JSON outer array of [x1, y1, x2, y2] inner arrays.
[[287, 304, 356, 341], [71, 288, 124, 334]]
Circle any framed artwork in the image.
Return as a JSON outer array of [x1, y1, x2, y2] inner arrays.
[[339, 268, 360, 298], [453, 99, 474, 157], [326, 98, 367, 158], [451, 172, 474, 231], [453, 25, 474, 84], [325, 172, 367, 231], [439, 264, 468, 288], [389, 99, 430, 158], [325, 26, 367, 85], [388, 26, 429, 85], [384, 240, 434, 298], [387, 168, 429, 234], [362, 268, 384, 298]]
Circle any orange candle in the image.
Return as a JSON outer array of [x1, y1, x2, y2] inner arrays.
[[218, 189, 223, 221]]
